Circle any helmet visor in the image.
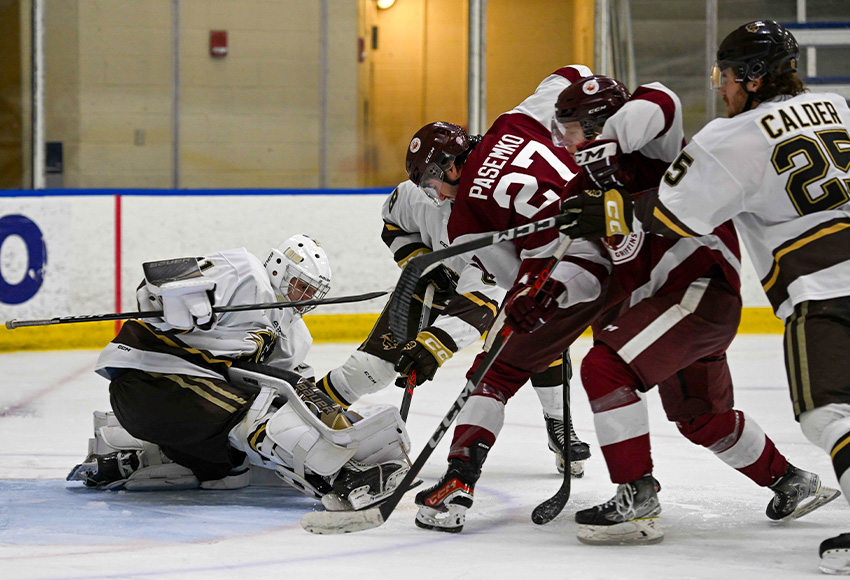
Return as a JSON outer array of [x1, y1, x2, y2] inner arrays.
[[551, 117, 588, 148], [417, 162, 449, 206]]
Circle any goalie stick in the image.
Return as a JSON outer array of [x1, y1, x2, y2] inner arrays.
[[4, 291, 388, 329], [399, 282, 436, 422], [531, 350, 572, 525], [300, 235, 574, 535], [388, 213, 575, 342]]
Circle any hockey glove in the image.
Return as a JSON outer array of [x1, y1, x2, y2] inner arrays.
[[394, 329, 454, 386], [157, 278, 217, 331], [417, 264, 459, 296], [503, 276, 567, 333], [560, 187, 634, 240], [573, 139, 626, 190]]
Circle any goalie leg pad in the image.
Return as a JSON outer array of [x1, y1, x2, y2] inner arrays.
[[68, 411, 200, 491]]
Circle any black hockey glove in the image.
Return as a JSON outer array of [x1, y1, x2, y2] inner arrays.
[[560, 187, 634, 240], [394, 329, 454, 387], [416, 264, 459, 298]]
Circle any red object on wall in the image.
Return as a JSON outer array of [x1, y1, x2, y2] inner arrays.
[[210, 30, 228, 58]]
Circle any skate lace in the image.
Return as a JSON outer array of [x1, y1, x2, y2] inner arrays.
[[552, 420, 565, 446], [568, 422, 581, 445], [613, 483, 637, 520]]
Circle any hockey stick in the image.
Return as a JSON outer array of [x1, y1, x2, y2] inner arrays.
[[300, 235, 575, 535], [531, 350, 572, 525], [399, 282, 436, 422], [388, 213, 575, 341], [300, 324, 513, 535], [4, 291, 388, 329]]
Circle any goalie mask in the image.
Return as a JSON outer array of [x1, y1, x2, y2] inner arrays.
[[712, 20, 799, 90], [405, 122, 475, 205], [264, 234, 331, 314], [552, 76, 631, 147]]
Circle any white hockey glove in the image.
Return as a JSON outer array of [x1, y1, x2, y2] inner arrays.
[[155, 278, 217, 330]]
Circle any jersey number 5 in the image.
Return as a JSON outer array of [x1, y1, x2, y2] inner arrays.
[[772, 128, 850, 216]]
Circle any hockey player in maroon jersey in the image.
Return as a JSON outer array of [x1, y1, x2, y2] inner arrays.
[[534, 74, 838, 544], [404, 65, 610, 533], [560, 21, 850, 571]]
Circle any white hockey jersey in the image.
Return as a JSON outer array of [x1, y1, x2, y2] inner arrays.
[[96, 247, 314, 381], [644, 92, 850, 320], [381, 181, 505, 351]]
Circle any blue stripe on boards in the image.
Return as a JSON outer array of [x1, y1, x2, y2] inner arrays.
[[0, 187, 395, 198]]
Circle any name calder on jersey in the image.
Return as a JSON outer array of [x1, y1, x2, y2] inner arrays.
[[758, 99, 843, 140], [469, 134, 525, 200]]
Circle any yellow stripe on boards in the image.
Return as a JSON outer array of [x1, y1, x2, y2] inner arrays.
[[0, 308, 786, 352]]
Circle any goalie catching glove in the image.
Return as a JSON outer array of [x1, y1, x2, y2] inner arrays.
[[560, 187, 634, 240], [394, 329, 454, 386]]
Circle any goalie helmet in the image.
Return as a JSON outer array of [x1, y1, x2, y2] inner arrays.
[[405, 122, 473, 205], [264, 234, 331, 314], [553, 76, 631, 145], [712, 20, 798, 87]]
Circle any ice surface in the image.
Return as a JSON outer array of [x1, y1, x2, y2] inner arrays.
[[0, 337, 845, 579]]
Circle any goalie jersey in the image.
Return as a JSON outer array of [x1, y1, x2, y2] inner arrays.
[[639, 91, 850, 321], [381, 180, 504, 352], [96, 247, 314, 382]]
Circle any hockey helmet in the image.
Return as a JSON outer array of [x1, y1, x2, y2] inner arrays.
[[552, 76, 631, 146], [712, 20, 799, 88], [264, 234, 331, 314], [405, 122, 473, 205]]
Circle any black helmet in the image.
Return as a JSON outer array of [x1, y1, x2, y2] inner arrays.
[[715, 20, 799, 83], [553, 76, 631, 143]]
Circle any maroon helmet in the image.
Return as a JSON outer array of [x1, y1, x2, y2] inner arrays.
[[552, 76, 631, 145], [405, 122, 473, 203]]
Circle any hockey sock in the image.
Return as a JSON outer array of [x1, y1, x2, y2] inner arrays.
[[582, 343, 652, 483]]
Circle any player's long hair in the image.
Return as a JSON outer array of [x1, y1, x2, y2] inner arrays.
[[754, 71, 807, 102]]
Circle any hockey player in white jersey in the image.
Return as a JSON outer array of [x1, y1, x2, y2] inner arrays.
[[68, 235, 411, 511], [560, 21, 850, 570], [316, 175, 591, 477]]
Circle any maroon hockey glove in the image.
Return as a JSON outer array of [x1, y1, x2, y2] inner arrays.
[[503, 277, 567, 333], [394, 329, 454, 386], [561, 187, 633, 240], [573, 139, 627, 190]]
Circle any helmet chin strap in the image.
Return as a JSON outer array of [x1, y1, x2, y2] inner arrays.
[[740, 83, 757, 113], [445, 175, 461, 186]]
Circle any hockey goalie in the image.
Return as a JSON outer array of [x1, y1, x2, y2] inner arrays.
[[67, 235, 411, 511]]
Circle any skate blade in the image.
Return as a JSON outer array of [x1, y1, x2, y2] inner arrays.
[[820, 551, 850, 575], [346, 464, 409, 510], [414, 505, 466, 533], [577, 518, 664, 545], [789, 486, 841, 520], [301, 506, 385, 534], [570, 460, 586, 479], [321, 493, 352, 512]]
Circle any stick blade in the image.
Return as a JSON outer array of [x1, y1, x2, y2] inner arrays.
[[300, 507, 385, 535], [531, 485, 570, 525]]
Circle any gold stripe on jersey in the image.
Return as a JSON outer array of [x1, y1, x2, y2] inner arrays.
[[761, 219, 850, 310], [831, 432, 850, 460], [440, 292, 499, 335], [462, 292, 499, 317], [138, 321, 236, 369], [153, 372, 241, 413], [652, 206, 697, 238], [396, 246, 430, 269], [795, 302, 815, 411], [785, 308, 803, 416]]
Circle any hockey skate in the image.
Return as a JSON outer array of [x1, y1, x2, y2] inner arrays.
[[766, 464, 841, 521], [820, 533, 850, 575], [320, 459, 409, 511], [575, 474, 663, 545], [414, 458, 479, 533], [546, 416, 591, 477], [67, 451, 142, 490]]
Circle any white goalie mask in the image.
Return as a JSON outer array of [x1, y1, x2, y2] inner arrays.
[[264, 234, 331, 314]]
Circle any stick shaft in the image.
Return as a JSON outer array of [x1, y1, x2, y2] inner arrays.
[[5, 290, 388, 329]]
